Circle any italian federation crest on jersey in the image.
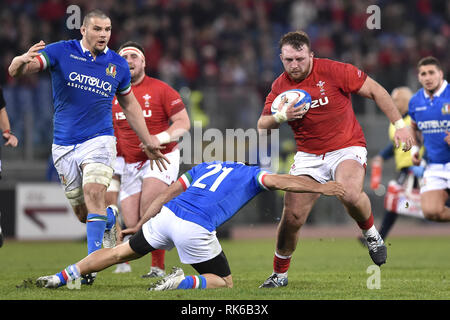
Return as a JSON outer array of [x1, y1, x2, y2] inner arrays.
[[106, 63, 117, 78], [442, 103, 450, 115]]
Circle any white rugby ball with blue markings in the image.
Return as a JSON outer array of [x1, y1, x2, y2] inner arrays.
[[271, 89, 312, 114]]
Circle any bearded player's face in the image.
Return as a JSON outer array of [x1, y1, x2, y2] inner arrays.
[[121, 52, 145, 82], [280, 44, 314, 82]]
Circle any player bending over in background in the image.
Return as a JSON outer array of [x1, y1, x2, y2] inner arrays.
[[36, 161, 345, 290]]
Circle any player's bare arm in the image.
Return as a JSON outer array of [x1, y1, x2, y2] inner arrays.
[[159, 108, 191, 144], [119, 180, 184, 239], [0, 108, 18, 147], [8, 41, 46, 77], [264, 174, 345, 197], [117, 91, 170, 170], [357, 76, 415, 151]]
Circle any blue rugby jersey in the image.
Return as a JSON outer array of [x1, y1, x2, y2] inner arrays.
[[165, 161, 271, 232], [409, 80, 450, 164], [37, 40, 131, 145]]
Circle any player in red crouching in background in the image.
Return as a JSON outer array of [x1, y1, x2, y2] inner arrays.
[[257, 31, 415, 288], [112, 41, 190, 277]]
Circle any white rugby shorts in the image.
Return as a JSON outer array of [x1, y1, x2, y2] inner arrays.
[[420, 163, 450, 193], [289, 146, 367, 183], [119, 149, 180, 201], [112, 155, 125, 176], [142, 206, 222, 264], [52, 135, 116, 192]]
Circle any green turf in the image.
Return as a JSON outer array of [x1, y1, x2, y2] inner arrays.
[[1, 236, 450, 300]]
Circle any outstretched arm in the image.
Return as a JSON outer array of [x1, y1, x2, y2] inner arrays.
[[119, 180, 185, 240], [357, 76, 415, 151], [263, 174, 345, 197], [8, 41, 46, 77]]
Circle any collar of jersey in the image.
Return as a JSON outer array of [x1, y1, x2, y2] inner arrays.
[[423, 80, 448, 99], [79, 40, 109, 56]]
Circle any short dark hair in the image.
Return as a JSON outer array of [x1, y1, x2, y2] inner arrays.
[[82, 9, 110, 27], [279, 31, 311, 51], [118, 41, 145, 56], [417, 56, 442, 70]]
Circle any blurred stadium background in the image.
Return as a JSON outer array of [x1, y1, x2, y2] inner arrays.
[[0, 0, 449, 240]]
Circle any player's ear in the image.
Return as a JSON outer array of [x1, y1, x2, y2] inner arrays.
[[80, 25, 86, 37]]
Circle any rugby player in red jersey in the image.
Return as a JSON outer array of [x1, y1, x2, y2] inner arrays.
[[257, 31, 415, 288], [111, 41, 190, 277]]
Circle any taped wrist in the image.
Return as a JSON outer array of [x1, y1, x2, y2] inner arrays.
[[273, 108, 288, 123], [156, 131, 171, 144], [394, 118, 406, 130]]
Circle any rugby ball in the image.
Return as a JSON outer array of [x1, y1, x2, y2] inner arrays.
[[271, 89, 312, 114]]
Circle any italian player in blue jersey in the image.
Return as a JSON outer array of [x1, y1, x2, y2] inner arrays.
[[35, 161, 345, 290], [409, 56, 450, 222], [8, 10, 168, 277]]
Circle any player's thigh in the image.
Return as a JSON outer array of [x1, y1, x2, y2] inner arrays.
[[120, 192, 142, 228], [171, 219, 222, 266], [420, 189, 448, 216], [334, 159, 366, 204], [140, 206, 175, 251], [140, 177, 169, 216], [52, 144, 87, 219]]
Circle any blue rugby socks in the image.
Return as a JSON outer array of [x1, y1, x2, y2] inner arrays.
[[56, 264, 81, 286], [105, 206, 116, 230], [177, 275, 207, 289], [86, 213, 107, 254]]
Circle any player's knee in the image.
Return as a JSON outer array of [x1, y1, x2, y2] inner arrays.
[[282, 206, 307, 228], [422, 204, 446, 221], [338, 189, 361, 207], [111, 244, 130, 263], [83, 163, 114, 188]]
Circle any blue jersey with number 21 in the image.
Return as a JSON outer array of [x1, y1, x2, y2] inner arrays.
[[165, 161, 271, 232]]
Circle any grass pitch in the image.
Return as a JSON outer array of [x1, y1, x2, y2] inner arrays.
[[1, 236, 450, 300]]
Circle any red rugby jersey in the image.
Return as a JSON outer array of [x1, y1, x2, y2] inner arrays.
[[112, 76, 185, 163], [262, 58, 367, 155]]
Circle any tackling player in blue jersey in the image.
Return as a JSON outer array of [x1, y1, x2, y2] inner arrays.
[[409, 56, 450, 221], [8, 10, 169, 274], [35, 161, 345, 290]]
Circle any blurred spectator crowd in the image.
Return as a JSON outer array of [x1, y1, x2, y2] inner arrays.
[[0, 0, 449, 150]]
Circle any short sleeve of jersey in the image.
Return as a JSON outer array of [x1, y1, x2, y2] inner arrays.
[[255, 168, 271, 190], [37, 41, 64, 70], [0, 87, 6, 109], [262, 86, 278, 116], [116, 58, 132, 96], [331, 61, 367, 93], [177, 165, 198, 191], [162, 85, 185, 117], [408, 98, 417, 123]]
